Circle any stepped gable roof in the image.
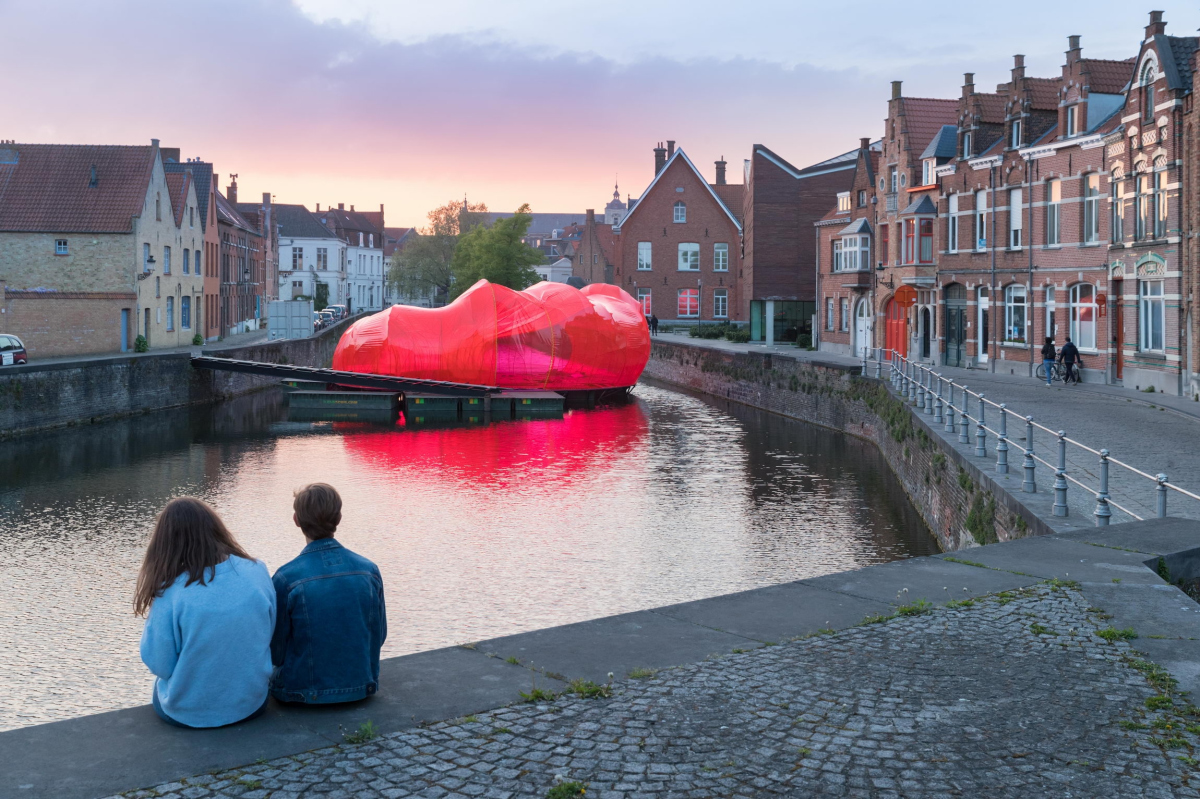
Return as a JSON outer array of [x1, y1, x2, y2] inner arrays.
[[898, 98, 958, 152], [164, 171, 191, 226], [275, 203, 338, 240], [1155, 35, 1200, 92], [710, 183, 744, 224], [920, 125, 958, 160], [973, 92, 1007, 123], [164, 160, 213, 232], [1081, 57, 1136, 94], [1024, 77, 1061, 109], [593, 222, 616, 265], [215, 190, 257, 235], [0, 143, 155, 233]]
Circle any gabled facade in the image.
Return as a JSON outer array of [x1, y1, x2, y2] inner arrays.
[[215, 180, 266, 336], [277, 204, 346, 307], [317, 203, 384, 312], [164, 156, 221, 341]]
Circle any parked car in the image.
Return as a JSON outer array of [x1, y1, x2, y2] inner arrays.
[[312, 311, 325, 331], [318, 310, 336, 327], [326, 304, 348, 321], [0, 334, 28, 366]]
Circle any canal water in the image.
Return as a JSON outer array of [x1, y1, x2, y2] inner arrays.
[[0, 382, 936, 730]]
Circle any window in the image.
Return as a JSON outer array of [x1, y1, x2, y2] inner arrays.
[[156, 192, 161, 221], [55, 239, 68, 255], [947, 194, 959, 252], [292, 247, 304, 270], [637, 241, 652, 270], [840, 298, 849, 332], [677, 242, 699, 271], [1045, 285, 1057, 338], [1011, 119, 1022, 149], [902, 219, 915, 263], [839, 235, 869, 270], [1142, 60, 1157, 122], [714, 243, 729, 271], [974, 190, 988, 250], [673, 201, 686, 223], [825, 297, 835, 330], [181, 296, 191, 329], [166, 296, 175, 331], [368, 234, 374, 248], [922, 159, 934, 186], [1045, 179, 1061, 245], [857, 190, 866, 207], [1140, 280, 1165, 351], [144, 242, 151, 272], [183, 249, 190, 274], [1154, 170, 1168, 239], [195, 249, 201, 276], [677, 288, 699, 317], [1066, 105, 1080, 137], [1069, 283, 1097, 350], [919, 219, 933, 263], [837, 192, 851, 212], [637, 288, 653, 316], [1083, 174, 1100, 243], [714, 289, 728, 319], [962, 131, 973, 158], [1112, 176, 1125, 243], [833, 239, 843, 271], [1004, 284, 1027, 343], [317, 248, 328, 269], [163, 246, 171, 274], [1009, 188, 1023, 248], [1137, 173, 1152, 241], [889, 167, 898, 193], [880, 225, 889, 266]]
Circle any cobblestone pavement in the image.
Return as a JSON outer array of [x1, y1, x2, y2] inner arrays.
[[115, 586, 1200, 798]]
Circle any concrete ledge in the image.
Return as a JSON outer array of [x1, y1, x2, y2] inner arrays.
[[5, 517, 1200, 799]]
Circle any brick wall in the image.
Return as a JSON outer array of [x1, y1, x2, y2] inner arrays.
[[5, 291, 135, 357], [642, 338, 1049, 552]]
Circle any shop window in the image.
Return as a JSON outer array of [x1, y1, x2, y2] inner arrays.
[[1004, 284, 1027, 344]]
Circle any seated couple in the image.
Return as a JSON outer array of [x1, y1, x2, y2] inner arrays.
[[135, 483, 386, 728]]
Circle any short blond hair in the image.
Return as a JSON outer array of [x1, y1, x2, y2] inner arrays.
[[293, 483, 342, 539]]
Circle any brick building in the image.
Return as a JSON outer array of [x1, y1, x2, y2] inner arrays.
[[164, 157, 221, 341], [0, 139, 205, 356], [215, 179, 266, 336], [608, 143, 743, 325]]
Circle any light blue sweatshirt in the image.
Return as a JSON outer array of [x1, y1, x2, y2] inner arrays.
[[140, 556, 276, 728]]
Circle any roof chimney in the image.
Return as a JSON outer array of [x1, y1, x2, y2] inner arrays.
[[262, 192, 271, 206], [227, 175, 238, 205], [316, 203, 321, 211], [1067, 35, 1081, 64], [338, 203, 344, 211], [151, 138, 160, 149], [350, 204, 355, 211], [653, 142, 667, 174], [962, 73, 975, 100], [586, 209, 595, 224], [715, 156, 727, 185], [1147, 10, 1165, 37], [1012, 54, 1025, 81], [891, 81, 902, 100], [666, 140, 675, 159], [859, 137, 870, 151]]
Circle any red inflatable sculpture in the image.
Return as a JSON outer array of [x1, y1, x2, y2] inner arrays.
[[332, 280, 651, 391]]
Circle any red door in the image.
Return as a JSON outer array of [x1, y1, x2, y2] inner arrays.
[[885, 300, 907, 358]]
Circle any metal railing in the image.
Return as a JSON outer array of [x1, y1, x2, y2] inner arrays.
[[855, 347, 1198, 526]]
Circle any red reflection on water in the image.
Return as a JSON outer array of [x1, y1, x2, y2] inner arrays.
[[340, 402, 650, 486]]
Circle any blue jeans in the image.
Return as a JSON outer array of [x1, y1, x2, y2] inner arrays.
[[153, 689, 268, 729], [1044, 359, 1055, 385]]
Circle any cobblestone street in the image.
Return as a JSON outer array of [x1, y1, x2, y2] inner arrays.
[[116, 585, 1200, 798]]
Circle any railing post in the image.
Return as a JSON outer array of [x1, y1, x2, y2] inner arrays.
[[1157, 473, 1169, 518], [944, 382, 956, 433], [1094, 449, 1111, 526], [934, 375, 944, 423], [874, 350, 882, 379], [902, 361, 910, 399], [996, 403, 1009, 474], [1053, 431, 1069, 517], [1022, 416, 1036, 493], [975, 394, 987, 457], [913, 364, 923, 407], [862, 350, 868, 376], [959, 386, 971, 444], [924, 370, 934, 415]]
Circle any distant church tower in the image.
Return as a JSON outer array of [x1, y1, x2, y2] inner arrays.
[[604, 181, 627, 226]]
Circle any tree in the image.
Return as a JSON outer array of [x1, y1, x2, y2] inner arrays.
[[314, 282, 330, 311], [449, 204, 545, 299], [388, 199, 488, 305]]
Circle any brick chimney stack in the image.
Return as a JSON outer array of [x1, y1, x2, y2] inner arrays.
[[859, 137, 870, 151], [1147, 10, 1165, 37], [714, 157, 727, 185], [262, 192, 271, 206], [666, 140, 675, 159], [227, 175, 238, 205], [962, 73, 975, 100], [891, 81, 902, 100], [316, 203, 321, 211], [654, 142, 667, 174], [586, 209, 595, 224], [338, 203, 344, 211], [1067, 35, 1082, 65], [1012, 54, 1025, 81]]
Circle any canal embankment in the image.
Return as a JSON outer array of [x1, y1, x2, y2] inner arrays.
[[0, 314, 359, 438]]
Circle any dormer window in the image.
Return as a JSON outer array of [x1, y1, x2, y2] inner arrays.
[[857, 190, 867, 207], [922, 159, 935, 186], [962, 132, 973, 158], [1066, 105, 1081, 138], [673, 201, 686, 223], [837, 192, 851, 212], [1011, 119, 1022, 149]]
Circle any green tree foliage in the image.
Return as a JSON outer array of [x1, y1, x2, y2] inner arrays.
[[388, 199, 488, 305], [450, 204, 545, 299], [314, 282, 330, 311]]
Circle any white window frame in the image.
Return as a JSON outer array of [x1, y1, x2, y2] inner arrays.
[[55, 239, 68, 255], [1154, 169, 1168, 239], [825, 297, 834, 330], [1111, 176, 1125, 243], [1046, 179, 1061, 245], [1011, 119, 1022, 149], [974, 190, 987, 251], [1066, 105, 1080, 137], [922, 159, 934, 186], [1069, 283, 1098, 350], [1083, 173, 1101, 243], [292, 247, 304, 271], [166, 296, 175, 332], [1140, 279, 1165, 352], [833, 239, 843, 272], [1045, 285, 1057, 338], [947, 194, 959, 252], [713, 289, 728, 319], [1004, 284, 1027, 344], [839, 298, 849, 332], [677, 288, 699, 318], [713, 243, 729, 272], [163, 246, 171, 275], [637, 242, 652, 271], [962, 132, 973, 158], [636, 288, 651, 316], [677, 242, 700, 271], [673, 201, 686, 223], [1009, 188, 1023, 248]]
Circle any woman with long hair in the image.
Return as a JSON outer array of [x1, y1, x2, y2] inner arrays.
[[135, 497, 275, 728]]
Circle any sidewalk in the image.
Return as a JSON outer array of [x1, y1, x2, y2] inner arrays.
[[21, 327, 272, 369]]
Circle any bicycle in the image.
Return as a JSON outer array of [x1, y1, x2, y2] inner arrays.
[[1035, 360, 1080, 384]]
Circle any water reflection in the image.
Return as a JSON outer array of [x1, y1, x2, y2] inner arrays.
[[0, 382, 934, 730]]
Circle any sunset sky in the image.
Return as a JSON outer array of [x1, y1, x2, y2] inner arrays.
[[3, 1, 1196, 227]]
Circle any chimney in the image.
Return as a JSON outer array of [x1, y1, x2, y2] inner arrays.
[[586, 209, 595, 225], [666, 140, 675, 159], [1067, 35, 1081, 64], [338, 203, 344, 211], [151, 138, 160, 149], [653, 142, 667, 174], [227, 176, 238, 205], [962, 73, 975, 100], [859, 137, 870, 151], [350, 204, 355, 211], [715, 156, 727, 185], [891, 81, 902, 100], [1147, 10, 1165, 37], [316, 203, 321, 211], [262, 192, 271, 206], [1012, 54, 1025, 81]]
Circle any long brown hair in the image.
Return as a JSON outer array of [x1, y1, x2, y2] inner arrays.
[[134, 497, 252, 617]]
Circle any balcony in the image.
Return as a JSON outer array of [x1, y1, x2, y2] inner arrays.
[[885, 193, 898, 213]]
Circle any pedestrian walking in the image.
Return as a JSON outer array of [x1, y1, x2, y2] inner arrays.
[[1040, 336, 1056, 387], [1060, 336, 1080, 384], [650, 314, 659, 336]]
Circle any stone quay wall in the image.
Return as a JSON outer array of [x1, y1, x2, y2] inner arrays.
[[643, 339, 1051, 552], [0, 314, 359, 438]]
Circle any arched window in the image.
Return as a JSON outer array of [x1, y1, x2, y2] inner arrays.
[[1110, 170, 1124, 243], [1069, 284, 1097, 350], [1004, 284, 1027, 343], [1141, 58, 1158, 123], [673, 201, 686, 223]]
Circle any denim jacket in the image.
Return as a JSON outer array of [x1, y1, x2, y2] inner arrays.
[[270, 538, 387, 703]]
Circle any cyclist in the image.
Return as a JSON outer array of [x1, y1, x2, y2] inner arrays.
[[1040, 336, 1056, 387], [1060, 336, 1080, 385]]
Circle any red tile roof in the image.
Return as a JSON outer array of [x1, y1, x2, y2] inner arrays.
[[594, 223, 616, 266], [0, 143, 155, 233], [973, 93, 1007, 123], [164, 171, 191, 227], [709, 183, 744, 224], [1081, 58, 1135, 94], [1025, 78, 1061, 110], [899, 98, 959, 153]]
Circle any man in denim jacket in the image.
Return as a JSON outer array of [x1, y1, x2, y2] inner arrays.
[[270, 483, 387, 704]]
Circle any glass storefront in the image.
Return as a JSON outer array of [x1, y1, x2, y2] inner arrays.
[[750, 301, 815, 344]]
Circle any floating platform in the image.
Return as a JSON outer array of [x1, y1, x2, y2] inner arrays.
[[491, 391, 564, 419], [404, 394, 461, 415], [288, 391, 399, 411]]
